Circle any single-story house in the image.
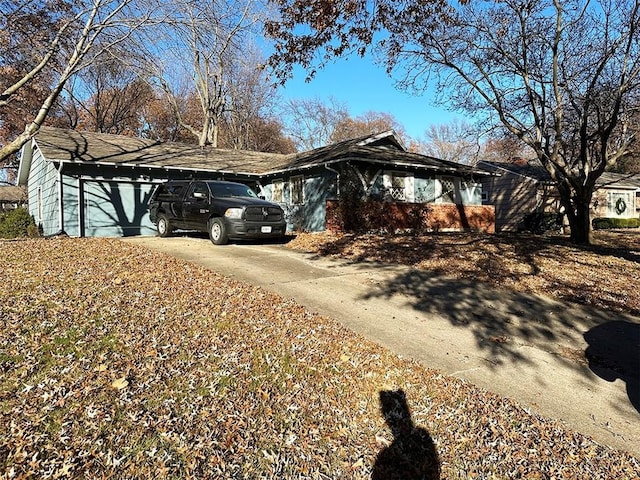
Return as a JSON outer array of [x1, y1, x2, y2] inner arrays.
[[18, 127, 497, 237], [479, 159, 640, 231], [0, 185, 27, 211]]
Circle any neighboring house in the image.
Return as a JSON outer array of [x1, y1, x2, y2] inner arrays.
[[18, 127, 496, 237], [591, 172, 640, 220], [0, 185, 27, 211], [480, 159, 640, 232]]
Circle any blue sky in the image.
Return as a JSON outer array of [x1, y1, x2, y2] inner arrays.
[[277, 54, 460, 140]]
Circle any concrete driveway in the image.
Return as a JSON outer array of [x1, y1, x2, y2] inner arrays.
[[123, 235, 640, 457]]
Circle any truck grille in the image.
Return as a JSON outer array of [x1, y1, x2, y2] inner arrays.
[[244, 206, 283, 222]]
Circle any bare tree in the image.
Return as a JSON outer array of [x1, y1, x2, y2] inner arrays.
[[417, 119, 480, 164], [279, 96, 349, 150], [481, 130, 536, 163], [61, 53, 154, 135], [329, 111, 408, 144], [219, 44, 289, 151], [266, 0, 640, 244], [0, 0, 154, 163], [142, 0, 266, 148]]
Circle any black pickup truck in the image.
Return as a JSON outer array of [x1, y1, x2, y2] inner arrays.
[[149, 180, 287, 245]]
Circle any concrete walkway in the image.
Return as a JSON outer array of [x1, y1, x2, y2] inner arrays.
[[123, 236, 640, 457]]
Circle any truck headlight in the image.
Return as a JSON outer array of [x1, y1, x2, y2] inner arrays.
[[224, 208, 243, 219]]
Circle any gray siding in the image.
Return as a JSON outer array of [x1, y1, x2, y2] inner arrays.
[[262, 171, 336, 232], [61, 174, 80, 236], [482, 172, 539, 231], [27, 146, 60, 235]]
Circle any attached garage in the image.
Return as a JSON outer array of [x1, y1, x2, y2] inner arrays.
[[17, 127, 282, 237], [82, 180, 157, 237]]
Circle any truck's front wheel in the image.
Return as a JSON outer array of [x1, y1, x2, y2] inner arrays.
[[209, 218, 229, 245], [157, 214, 172, 237]]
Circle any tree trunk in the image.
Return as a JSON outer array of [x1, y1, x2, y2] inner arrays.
[[568, 199, 592, 245], [554, 178, 593, 245]]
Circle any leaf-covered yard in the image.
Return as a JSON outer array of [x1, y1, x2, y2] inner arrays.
[[1, 236, 639, 479], [287, 230, 640, 317]]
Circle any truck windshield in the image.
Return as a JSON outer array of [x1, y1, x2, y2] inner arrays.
[[208, 183, 257, 198]]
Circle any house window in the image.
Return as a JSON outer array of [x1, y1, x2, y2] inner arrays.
[[383, 172, 414, 202], [290, 175, 304, 205], [272, 179, 284, 203], [607, 191, 633, 217], [414, 179, 436, 203]]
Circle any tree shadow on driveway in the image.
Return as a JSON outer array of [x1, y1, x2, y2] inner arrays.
[[359, 268, 639, 373]]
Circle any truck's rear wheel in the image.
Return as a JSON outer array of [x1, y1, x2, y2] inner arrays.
[[157, 214, 172, 237], [209, 218, 229, 245]]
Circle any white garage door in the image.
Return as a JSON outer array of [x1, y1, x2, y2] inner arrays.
[[84, 181, 156, 237]]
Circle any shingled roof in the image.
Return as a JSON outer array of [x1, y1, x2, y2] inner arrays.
[[597, 171, 640, 189], [480, 159, 640, 189], [479, 159, 553, 182], [0, 186, 26, 202], [27, 127, 493, 178], [32, 127, 291, 175]]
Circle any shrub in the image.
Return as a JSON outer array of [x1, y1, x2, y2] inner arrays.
[[520, 212, 562, 234], [0, 207, 39, 238], [592, 217, 640, 230]]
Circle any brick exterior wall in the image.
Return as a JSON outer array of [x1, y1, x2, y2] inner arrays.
[[326, 200, 495, 234]]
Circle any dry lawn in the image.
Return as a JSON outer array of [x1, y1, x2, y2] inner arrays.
[[287, 230, 640, 317], [1, 236, 639, 479]]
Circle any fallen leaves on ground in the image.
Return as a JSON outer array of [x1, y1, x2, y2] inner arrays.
[[287, 230, 640, 317], [1, 237, 638, 479]]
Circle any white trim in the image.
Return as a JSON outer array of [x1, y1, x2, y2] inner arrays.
[[42, 155, 494, 179], [78, 178, 84, 237], [36, 185, 42, 223], [78, 175, 161, 183], [356, 130, 405, 150], [57, 162, 64, 233]]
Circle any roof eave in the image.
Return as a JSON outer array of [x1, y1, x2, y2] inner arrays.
[[46, 157, 265, 178], [264, 156, 495, 177]]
